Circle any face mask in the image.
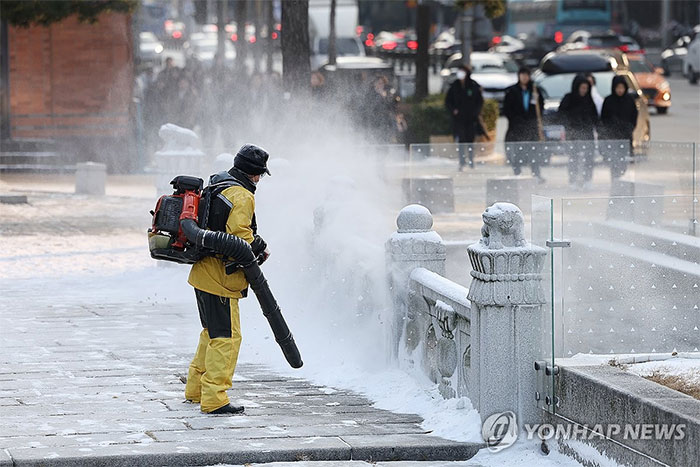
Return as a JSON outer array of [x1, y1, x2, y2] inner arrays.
[[456, 70, 467, 80]]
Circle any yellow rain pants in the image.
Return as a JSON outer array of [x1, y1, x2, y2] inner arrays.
[[185, 291, 242, 412]]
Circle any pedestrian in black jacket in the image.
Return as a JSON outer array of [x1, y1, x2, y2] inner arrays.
[[558, 73, 599, 188], [504, 66, 545, 181], [445, 64, 484, 170], [600, 75, 638, 179]]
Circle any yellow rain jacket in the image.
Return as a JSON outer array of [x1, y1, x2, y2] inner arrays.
[[187, 185, 255, 298]]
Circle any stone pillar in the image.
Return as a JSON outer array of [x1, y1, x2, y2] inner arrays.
[[467, 202, 547, 428], [386, 204, 447, 359], [153, 123, 205, 195], [75, 162, 107, 195]]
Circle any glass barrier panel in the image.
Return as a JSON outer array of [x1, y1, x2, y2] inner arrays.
[[560, 195, 700, 357], [532, 194, 556, 414]]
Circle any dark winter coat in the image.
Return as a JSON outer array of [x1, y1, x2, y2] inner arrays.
[[600, 75, 638, 141], [503, 82, 545, 142], [445, 78, 484, 141], [558, 74, 598, 141]]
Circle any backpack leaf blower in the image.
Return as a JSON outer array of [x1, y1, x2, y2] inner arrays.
[[149, 176, 303, 369]]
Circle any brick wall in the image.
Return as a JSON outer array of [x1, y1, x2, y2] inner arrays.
[[9, 12, 134, 139]]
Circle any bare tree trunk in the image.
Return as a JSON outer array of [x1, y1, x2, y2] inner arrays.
[[234, 0, 248, 75], [0, 19, 10, 140], [415, 3, 430, 101], [460, 6, 473, 67], [328, 0, 337, 66], [266, 0, 274, 74], [216, 0, 226, 63], [253, 0, 263, 74], [281, 0, 311, 98]]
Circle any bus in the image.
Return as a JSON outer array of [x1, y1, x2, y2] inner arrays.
[[505, 0, 615, 43]]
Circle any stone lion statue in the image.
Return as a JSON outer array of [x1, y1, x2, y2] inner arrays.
[[479, 202, 527, 249]]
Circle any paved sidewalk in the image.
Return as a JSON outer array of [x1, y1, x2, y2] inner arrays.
[[0, 288, 481, 466], [0, 183, 482, 466]]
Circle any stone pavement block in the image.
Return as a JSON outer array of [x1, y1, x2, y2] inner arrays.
[[152, 421, 426, 443], [244, 463, 372, 467], [1, 417, 186, 439], [0, 431, 155, 450], [7, 436, 351, 467], [374, 462, 484, 467], [340, 434, 483, 462], [183, 412, 423, 431], [0, 449, 13, 467]]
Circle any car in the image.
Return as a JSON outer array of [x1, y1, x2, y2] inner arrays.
[[683, 33, 700, 84], [440, 52, 519, 108], [626, 54, 671, 114], [533, 51, 650, 154], [489, 34, 558, 68], [138, 32, 164, 67], [184, 34, 236, 68], [311, 36, 366, 70], [558, 31, 642, 54], [661, 25, 700, 76]]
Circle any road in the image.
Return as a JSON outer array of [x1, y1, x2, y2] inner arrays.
[[650, 77, 700, 142]]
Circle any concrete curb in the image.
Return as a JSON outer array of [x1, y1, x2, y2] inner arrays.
[[6, 436, 484, 467]]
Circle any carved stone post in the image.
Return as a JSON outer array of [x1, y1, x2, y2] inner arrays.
[[386, 205, 447, 360], [153, 123, 205, 195], [467, 202, 547, 427]]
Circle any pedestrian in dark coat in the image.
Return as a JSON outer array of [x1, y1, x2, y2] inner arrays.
[[558, 73, 598, 188], [600, 75, 638, 179], [503, 66, 545, 181], [445, 64, 484, 170]]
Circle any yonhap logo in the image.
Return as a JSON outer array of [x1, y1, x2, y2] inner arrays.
[[482, 411, 518, 452]]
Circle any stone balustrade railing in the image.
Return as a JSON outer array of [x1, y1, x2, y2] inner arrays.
[[387, 202, 547, 428]]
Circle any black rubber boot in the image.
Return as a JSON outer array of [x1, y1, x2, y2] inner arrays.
[[208, 404, 245, 415]]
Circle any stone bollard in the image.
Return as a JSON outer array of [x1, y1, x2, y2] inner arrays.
[[75, 162, 107, 195], [386, 205, 447, 360], [467, 202, 547, 428], [153, 123, 205, 195]]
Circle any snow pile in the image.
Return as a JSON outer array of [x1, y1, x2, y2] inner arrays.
[[627, 357, 700, 388]]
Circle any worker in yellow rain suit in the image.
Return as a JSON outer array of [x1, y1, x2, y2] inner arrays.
[[184, 144, 271, 415]]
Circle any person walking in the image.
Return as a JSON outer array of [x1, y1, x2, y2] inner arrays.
[[184, 144, 271, 415], [445, 64, 484, 170], [503, 66, 545, 182], [558, 74, 598, 189], [600, 75, 638, 179]]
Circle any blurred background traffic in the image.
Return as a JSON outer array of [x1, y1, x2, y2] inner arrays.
[[0, 0, 699, 173]]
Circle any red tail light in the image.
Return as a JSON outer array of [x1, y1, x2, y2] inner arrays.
[[619, 44, 629, 52], [172, 30, 182, 39], [231, 33, 238, 42], [249, 36, 256, 44], [365, 39, 375, 47], [356, 25, 363, 36], [492, 35, 502, 45], [367, 33, 375, 40], [271, 32, 278, 40], [407, 40, 418, 50], [382, 41, 398, 50], [554, 31, 563, 43]]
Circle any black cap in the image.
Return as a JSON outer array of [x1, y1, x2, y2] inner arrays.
[[233, 144, 271, 176]]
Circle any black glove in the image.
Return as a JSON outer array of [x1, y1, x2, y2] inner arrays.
[[251, 235, 267, 256], [251, 235, 270, 265]]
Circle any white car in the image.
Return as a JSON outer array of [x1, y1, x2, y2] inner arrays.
[[311, 36, 365, 70], [138, 32, 164, 66], [440, 52, 519, 108], [184, 34, 237, 68], [683, 33, 700, 84]]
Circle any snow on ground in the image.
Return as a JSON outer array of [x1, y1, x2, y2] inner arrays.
[[627, 357, 700, 387]]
